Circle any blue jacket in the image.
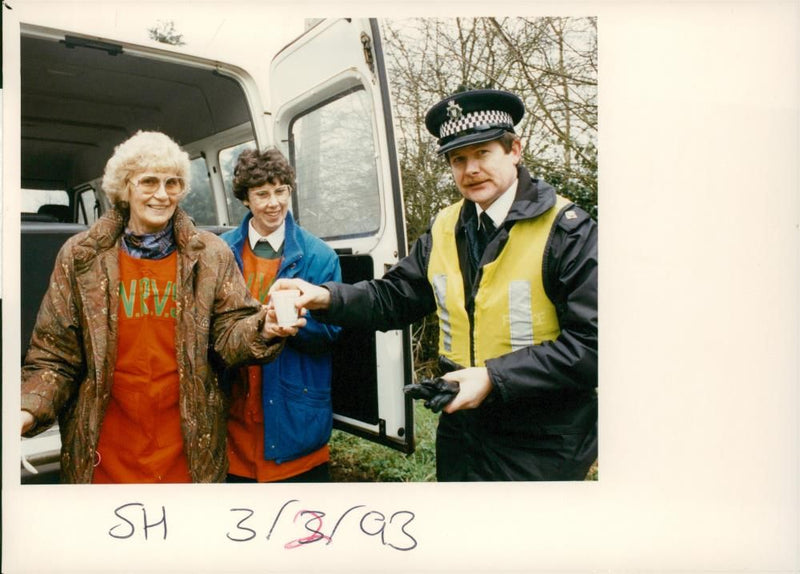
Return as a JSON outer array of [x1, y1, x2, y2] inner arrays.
[[221, 211, 341, 464]]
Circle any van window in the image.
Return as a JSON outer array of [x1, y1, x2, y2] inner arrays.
[[220, 141, 256, 225], [290, 88, 381, 239], [76, 187, 98, 225], [21, 189, 69, 215], [184, 157, 217, 226]]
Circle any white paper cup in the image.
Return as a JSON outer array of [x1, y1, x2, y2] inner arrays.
[[271, 289, 300, 327]]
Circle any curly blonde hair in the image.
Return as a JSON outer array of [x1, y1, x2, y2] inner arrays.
[[102, 131, 191, 205]]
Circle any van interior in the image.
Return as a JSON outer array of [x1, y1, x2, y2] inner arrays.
[[17, 26, 406, 483], [21, 33, 255, 223]]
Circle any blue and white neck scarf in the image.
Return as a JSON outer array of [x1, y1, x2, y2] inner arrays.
[[122, 220, 177, 260]]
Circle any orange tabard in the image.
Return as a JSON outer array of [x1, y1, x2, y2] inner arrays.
[[226, 240, 329, 481], [93, 250, 190, 483]]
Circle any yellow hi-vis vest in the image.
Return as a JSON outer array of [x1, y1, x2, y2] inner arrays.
[[427, 195, 572, 367]]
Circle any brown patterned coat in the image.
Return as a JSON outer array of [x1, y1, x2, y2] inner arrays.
[[21, 207, 282, 483]]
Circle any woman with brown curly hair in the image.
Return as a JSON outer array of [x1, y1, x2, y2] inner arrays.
[[220, 148, 341, 483]]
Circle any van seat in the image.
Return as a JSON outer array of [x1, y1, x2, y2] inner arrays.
[[37, 204, 72, 222], [22, 212, 58, 222]]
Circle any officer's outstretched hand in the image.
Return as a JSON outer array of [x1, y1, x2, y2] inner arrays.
[[440, 367, 493, 413], [270, 278, 331, 311]]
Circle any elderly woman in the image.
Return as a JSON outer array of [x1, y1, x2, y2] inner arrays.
[[19, 130, 302, 484]]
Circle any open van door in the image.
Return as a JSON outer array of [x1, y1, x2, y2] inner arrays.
[[270, 19, 414, 453]]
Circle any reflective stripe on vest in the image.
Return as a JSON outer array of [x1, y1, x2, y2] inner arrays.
[[428, 195, 571, 366]]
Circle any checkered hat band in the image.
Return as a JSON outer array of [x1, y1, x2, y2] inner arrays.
[[439, 110, 514, 138]]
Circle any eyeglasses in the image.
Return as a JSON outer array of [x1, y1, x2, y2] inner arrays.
[[251, 184, 291, 197], [132, 174, 186, 195]]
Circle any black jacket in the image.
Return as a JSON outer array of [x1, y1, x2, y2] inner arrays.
[[321, 166, 597, 481]]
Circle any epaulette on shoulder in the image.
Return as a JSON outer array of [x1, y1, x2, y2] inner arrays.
[[555, 202, 589, 232]]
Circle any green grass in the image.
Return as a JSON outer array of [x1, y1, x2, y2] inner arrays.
[[329, 401, 438, 482], [329, 400, 599, 482]]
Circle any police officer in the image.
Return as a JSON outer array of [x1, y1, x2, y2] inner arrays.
[[272, 88, 598, 481]]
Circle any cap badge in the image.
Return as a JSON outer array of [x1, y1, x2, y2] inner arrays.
[[446, 100, 463, 120]]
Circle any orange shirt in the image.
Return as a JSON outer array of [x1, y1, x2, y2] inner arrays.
[[226, 240, 329, 481], [93, 250, 190, 483]]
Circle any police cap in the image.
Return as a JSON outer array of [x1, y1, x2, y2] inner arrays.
[[424, 89, 525, 155]]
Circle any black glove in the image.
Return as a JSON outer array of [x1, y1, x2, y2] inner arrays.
[[403, 377, 460, 413], [437, 356, 464, 376]]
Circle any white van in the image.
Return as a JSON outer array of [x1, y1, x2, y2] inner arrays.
[[4, 11, 413, 482]]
